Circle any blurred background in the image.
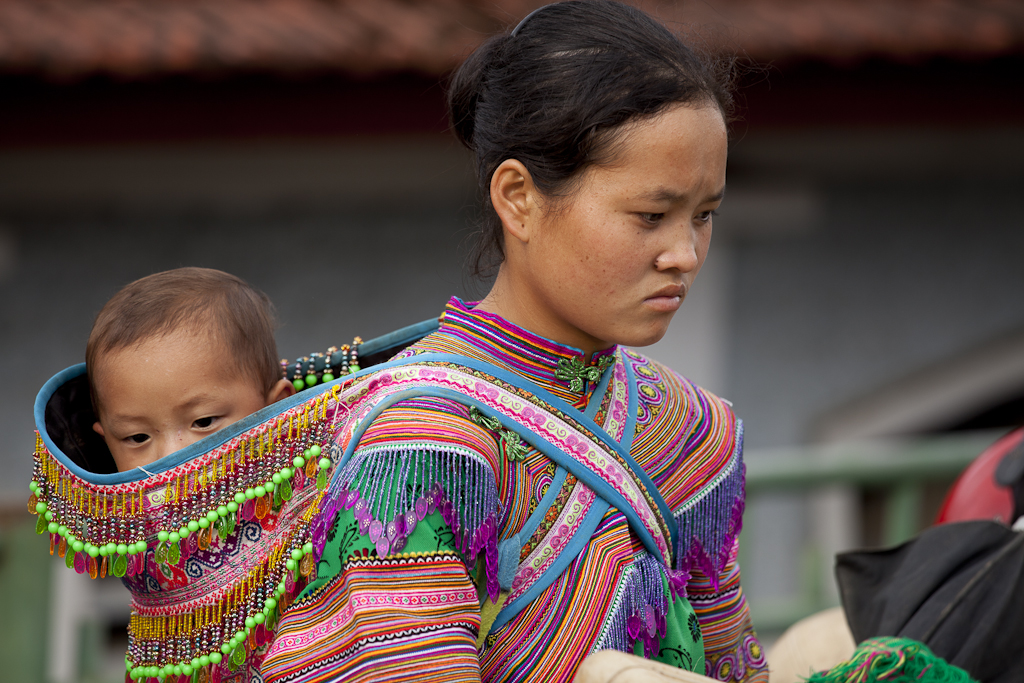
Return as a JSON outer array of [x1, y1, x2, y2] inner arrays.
[[0, 1, 1022, 681]]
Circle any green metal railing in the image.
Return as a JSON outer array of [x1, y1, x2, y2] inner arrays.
[[740, 429, 1004, 634]]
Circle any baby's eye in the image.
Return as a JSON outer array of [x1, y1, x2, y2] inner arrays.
[[193, 416, 216, 429], [128, 434, 149, 444]]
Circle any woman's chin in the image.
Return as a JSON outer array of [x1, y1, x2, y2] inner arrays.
[[612, 320, 672, 349]]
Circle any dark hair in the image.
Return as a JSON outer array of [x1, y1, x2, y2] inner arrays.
[[448, 0, 735, 276], [86, 267, 281, 407]]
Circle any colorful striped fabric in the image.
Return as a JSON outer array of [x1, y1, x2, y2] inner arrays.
[[261, 298, 767, 682]]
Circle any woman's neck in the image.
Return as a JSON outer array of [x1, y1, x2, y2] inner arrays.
[[474, 269, 611, 363]]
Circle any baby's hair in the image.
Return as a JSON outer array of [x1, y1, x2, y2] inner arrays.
[[86, 268, 280, 408]]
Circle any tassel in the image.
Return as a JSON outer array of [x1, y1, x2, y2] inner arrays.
[[807, 637, 978, 683]]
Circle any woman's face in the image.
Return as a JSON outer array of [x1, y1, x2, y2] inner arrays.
[[496, 103, 728, 354]]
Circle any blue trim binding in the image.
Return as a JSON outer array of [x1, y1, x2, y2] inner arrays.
[[33, 319, 442, 485], [490, 499, 611, 634], [622, 350, 639, 453], [414, 352, 678, 555]]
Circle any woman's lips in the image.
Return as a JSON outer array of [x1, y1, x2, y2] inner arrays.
[[644, 294, 682, 312], [644, 285, 684, 312]]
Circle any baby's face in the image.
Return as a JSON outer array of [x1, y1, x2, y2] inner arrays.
[[92, 328, 283, 472]]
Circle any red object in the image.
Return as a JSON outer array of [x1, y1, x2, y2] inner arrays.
[[935, 428, 1022, 525]]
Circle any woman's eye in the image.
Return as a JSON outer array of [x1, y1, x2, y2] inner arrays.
[[639, 212, 665, 225], [193, 416, 216, 429], [697, 210, 718, 224], [128, 434, 149, 444]]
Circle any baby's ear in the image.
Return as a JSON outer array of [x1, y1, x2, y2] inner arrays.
[[267, 378, 296, 404], [92, 421, 105, 437]]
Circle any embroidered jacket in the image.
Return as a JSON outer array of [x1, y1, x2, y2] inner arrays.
[[262, 298, 767, 683]]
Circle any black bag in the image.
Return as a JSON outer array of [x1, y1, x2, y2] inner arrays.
[[836, 520, 1024, 683]]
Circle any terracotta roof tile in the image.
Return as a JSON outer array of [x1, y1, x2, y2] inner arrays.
[[0, 0, 1020, 80]]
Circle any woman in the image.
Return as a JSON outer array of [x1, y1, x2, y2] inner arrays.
[[263, 2, 765, 681], [28, 2, 764, 682]]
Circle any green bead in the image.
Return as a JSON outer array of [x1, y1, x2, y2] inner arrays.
[[318, 458, 331, 470], [245, 616, 256, 629], [303, 448, 312, 458], [99, 545, 109, 557], [235, 630, 246, 642], [35, 501, 47, 514], [283, 467, 294, 479], [292, 379, 305, 391], [322, 372, 335, 383], [349, 364, 360, 372], [227, 501, 239, 513], [303, 542, 313, 555], [204, 510, 217, 522], [245, 488, 256, 500], [198, 655, 210, 667], [210, 653, 222, 665], [304, 374, 318, 388], [57, 525, 67, 536], [29, 481, 38, 493], [278, 580, 286, 593], [182, 664, 193, 676], [309, 445, 321, 458], [135, 541, 148, 553], [198, 517, 210, 529], [272, 473, 282, 485], [157, 530, 169, 542], [72, 540, 85, 553], [217, 505, 228, 517], [253, 612, 265, 624], [44, 511, 53, 521], [168, 532, 180, 544], [114, 543, 126, 555], [191, 657, 201, 669], [104, 543, 116, 555], [234, 492, 246, 504], [265, 597, 277, 609], [254, 486, 266, 498], [291, 548, 303, 561], [286, 559, 296, 571], [220, 643, 232, 655], [293, 456, 305, 468], [88, 545, 100, 558], [65, 534, 76, 546], [188, 520, 200, 532], [47, 522, 58, 534], [173, 665, 182, 676]]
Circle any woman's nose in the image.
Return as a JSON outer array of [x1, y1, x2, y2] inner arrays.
[[655, 227, 700, 272]]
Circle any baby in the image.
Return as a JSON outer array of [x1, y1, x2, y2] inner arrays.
[[87, 267, 295, 472]]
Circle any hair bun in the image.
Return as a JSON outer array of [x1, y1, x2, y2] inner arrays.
[[447, 34, 505, 149]]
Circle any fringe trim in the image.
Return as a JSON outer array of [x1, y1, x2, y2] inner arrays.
[[674, 452, 745, 591], [315, 445, 501, 600], [598, 553, 670, 659]]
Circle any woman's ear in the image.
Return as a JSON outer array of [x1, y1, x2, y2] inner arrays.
[[267, 378, 296, 404], [490, 159, 539, 245]]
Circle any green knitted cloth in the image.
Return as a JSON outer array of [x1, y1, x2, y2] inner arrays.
[[806, 637, 978, 683]]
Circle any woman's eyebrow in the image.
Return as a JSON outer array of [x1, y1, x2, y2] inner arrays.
[[637, 186, 726, 203]]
